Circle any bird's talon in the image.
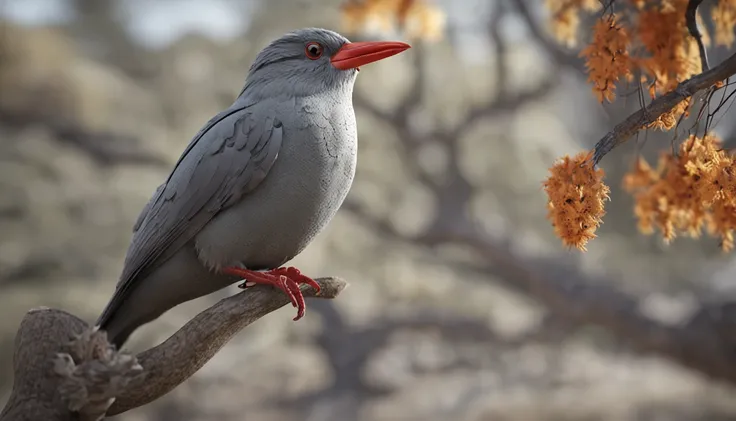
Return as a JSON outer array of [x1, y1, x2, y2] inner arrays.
[[223, 265, 316, 320]]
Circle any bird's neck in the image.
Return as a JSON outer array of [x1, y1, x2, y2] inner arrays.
[[235, 78, 355, 107]]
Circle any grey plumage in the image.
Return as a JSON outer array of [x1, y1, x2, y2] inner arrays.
[[96, 28, 408, 348]]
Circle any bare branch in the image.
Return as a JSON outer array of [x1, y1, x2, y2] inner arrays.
[[352, 94, 401, 128], [342, 200, 406, 240], [0, 277, 347, 420], [353, 45, 442, 192], [354, 31, 555, 198], [352, 43, 426, 130], [508, 0, 586, 72], [446, 77, 557, 140], [109, 277, 345, 415], [593, 52, 736, 164], [489, 1, 509, 100], [55, 126, 167, 167], [397, 43, 426, 119], [686, 0, 709, 72], [0, 111, 167, 167]]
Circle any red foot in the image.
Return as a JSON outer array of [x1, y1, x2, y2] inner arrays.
[[221, 266, 320, 321]]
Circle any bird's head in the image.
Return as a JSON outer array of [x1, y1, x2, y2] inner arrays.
[[240, 28, 410, 100]]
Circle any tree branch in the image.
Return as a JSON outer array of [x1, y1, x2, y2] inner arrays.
[[686, 0, 709, 72], [445, 77, 557, 140], [0, 277, 347, 421], [508, 0, 586, 72], [0, 111, 167, 168], [593, 51, 736, 164]]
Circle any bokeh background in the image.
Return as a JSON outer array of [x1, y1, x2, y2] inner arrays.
[[2, 0, 736, 420]]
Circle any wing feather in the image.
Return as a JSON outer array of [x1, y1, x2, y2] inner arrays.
[[97, 106, 283, 327]]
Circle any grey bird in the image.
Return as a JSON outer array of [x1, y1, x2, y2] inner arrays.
[[96, 28, 410, 348]]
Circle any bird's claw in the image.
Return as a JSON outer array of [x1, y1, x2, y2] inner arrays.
[[222, 266, 320, 321], [269, 267, 321, 294]]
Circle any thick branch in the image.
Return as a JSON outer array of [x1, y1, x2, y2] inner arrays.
[[108, 277, 345, 415], [0, 277, 346, 421], [593, 51, 736, 164]]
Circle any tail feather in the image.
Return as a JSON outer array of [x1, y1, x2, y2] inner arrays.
[[96, 294, 130, 349], [102, 324, 134, 350]]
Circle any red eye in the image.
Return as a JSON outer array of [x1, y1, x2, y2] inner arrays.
[[305, 42, 323, 60]]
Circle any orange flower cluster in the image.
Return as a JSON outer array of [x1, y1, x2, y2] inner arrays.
[[636, 0, 703, 94], [622, 134, 736, 251], [541, 2, 736, 251], [713, 0, 736, 47], [340, 0, 446, 41], [579, 15, 632, 103], [546, 0, 713, 126], [545, 0, 601, 47], [543, 151, 611, 250]]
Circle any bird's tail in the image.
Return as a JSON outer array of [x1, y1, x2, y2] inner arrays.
[[96, 296, 130, 349], [102, 323, 135, 350]]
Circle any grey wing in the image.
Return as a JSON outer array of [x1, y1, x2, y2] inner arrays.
[[97, 107, 283, 326], [132, 184, 164, 233]]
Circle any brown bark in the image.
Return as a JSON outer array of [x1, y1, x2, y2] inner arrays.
[[592, 51, 736, 164], [0, 277, 347, 421]]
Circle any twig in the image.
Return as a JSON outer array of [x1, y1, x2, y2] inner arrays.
[[686, 0, 709, 72], [489, 1, 509, 101]]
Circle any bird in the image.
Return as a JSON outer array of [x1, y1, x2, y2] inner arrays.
[[96, 28, 410, 349]]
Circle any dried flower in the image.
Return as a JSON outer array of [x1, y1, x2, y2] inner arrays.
[[713, 0, 736, 47], [544, 151, 611, 250], [622, 134, 736, 250], [580, 15, 633, 102]]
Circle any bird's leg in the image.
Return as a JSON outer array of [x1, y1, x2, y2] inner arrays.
[[220, 266, 320, 321]]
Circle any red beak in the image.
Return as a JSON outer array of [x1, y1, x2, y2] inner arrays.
[[331, 41, 411, 70]]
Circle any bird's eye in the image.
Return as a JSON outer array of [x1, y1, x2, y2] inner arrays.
[[305, 42, 323, 60]]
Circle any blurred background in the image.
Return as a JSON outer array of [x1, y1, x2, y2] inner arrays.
[[2, 0, 736, 420]]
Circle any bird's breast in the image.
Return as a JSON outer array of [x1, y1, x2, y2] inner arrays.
[[195, 96, 358, 270], [278, 96, 358, 228], [291, 97, 358, 187]]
